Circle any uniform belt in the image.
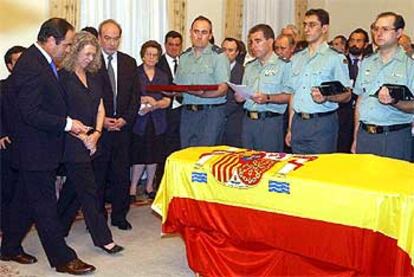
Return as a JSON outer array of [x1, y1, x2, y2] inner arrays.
[[296, 110, 336, 120], [184, 103, 225, 111], [245, 110, 282, 120], [360, 122, 411, 134]]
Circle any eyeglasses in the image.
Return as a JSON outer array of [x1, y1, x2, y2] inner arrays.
[[372, 26, 396, 33], [144, 52, 159, 58]]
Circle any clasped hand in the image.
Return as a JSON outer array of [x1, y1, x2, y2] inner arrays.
[[311, 87, 327, 103]]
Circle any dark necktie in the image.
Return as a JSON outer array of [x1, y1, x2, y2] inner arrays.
[[107, 54, 117, 115], [50, 60, 59, 79], [172, 58, 182, 104], [173, 58, 178, 73], [350, 58, 359, 83]]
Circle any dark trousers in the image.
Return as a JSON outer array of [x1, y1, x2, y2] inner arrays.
[[412, 135, 414, 162], [1, 170, 77, 267], [291, 112, 339, 154], [337, 103, 354, 153], [356, 126, 412, 161], [221, 102, 244, 148], [58, 162, 113, 246], [165, 107, 182, 155], [242, 114, 284, 152], [94, 131, 131, 224], [180, 105, 226, 148], [155, 107, 182, 188], [1, 150, 18, 231]]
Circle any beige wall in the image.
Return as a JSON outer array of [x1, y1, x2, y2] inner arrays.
[[0, 0, 49, 79], [185, 0, 226, 48], [308, 0, 414, 40]]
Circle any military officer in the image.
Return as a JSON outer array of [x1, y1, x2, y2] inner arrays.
[[174, 15, 230, 147], [352, 12, 414, 161], [285, 9, 351, 154]]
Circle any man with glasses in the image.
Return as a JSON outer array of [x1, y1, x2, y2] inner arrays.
[[352, 12, 414, 161], [285, 9, 351, 154], [175, 16, 230, 147]]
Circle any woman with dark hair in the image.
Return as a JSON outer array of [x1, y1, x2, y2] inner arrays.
[[59, 31, 123, 254], [129, 40, 171, 200]]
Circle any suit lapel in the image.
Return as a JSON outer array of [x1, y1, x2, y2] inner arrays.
[[33, 46, 65, 98]]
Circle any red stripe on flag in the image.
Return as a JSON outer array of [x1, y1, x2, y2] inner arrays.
[[212, 154, 236, 182], [163, 198, 413, 276]]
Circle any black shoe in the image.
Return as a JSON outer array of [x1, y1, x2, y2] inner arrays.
[[99, 244, 124, 255], [145, 190, 156, 200], [111, 220, 132, 230], [55, 258, 96, 275], [129, 195, 136, 204], [0, 252, 37, 264]]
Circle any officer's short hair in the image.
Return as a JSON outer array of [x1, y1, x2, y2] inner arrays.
[[348, 28, 369, 43], [248, 24, 275, 40], [164, 31, 182, 44], [305, 9, 330, 26], [191, 16, 213, 32], [37, 18, 74, 44], [376, 12, 405, 30], [98, 19, 123, 36]]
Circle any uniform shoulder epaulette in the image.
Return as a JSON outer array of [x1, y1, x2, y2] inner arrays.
[[363, 51, 375, 59], [181, 47, 192, 55], [245, 58, 257, 66], [211, 44, 224, 54], [406, 52, 414, 60], [329, 46, 344, 54], [293, 47, 307, 54], [278, 56, 291, 63]]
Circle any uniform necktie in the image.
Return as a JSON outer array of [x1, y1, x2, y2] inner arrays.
[[50, 60, 59, 79], [107, 54, 117, 115]]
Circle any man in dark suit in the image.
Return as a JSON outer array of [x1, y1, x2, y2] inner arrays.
[[95, 19, 139, 230], [1, 45, 26, 233], [220, 37, 244, 147], [337, 28, 369, 153], [154, 30, 183, 188], [0, 18, 95, 275]]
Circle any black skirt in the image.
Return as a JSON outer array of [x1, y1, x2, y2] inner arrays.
[[130, 119, 165, 164]]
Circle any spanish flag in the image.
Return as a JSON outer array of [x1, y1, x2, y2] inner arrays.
[[152, 146, 414, 276]]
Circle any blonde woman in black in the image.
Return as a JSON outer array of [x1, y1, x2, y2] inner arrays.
[[58, 32, 123, 254]]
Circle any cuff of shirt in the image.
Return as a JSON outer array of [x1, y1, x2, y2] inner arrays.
[[65, 117, 72, 132]]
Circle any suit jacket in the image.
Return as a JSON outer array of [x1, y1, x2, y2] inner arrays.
[[98, 51, 140, 128], [60, 70, 103, 163], [0, 79, 7, 138], [12, 44, 67, 170], [156, 54, 174, 84], [230, 62, 244, 85], [227, 62, 245, 103]]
